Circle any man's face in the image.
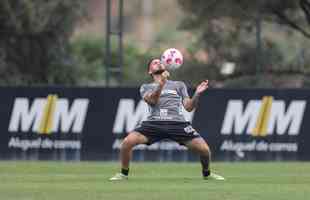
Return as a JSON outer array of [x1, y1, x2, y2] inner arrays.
[[148, 59, 166, 75]]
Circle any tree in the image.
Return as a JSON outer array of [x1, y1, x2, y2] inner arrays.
[[0, 0, 86, 85], [179, 0, 310, 39], [178, 0, 310, 88]]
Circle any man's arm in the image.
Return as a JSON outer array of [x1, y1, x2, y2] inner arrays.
[[143, 71, 170, 105], [143, 83, 164, 105], [183, 80, 209, 112]]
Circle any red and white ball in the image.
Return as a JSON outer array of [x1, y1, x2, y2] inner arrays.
[[161, 48, 183, 70]]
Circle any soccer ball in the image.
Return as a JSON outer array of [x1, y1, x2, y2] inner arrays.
[[161, 48, 183, 70]]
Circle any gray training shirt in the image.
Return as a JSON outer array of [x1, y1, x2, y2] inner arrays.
[[140, 80, 189, 122]]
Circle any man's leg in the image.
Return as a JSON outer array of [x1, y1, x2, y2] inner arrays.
[[110, 131, 148, 180], [120, 131, 148, 174], [185, 137, 211, 177], [184, 137, 224, 180]]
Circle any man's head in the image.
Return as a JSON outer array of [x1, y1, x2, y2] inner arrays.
[[147, 58, 170, 84], [147, 58, 167, 76]]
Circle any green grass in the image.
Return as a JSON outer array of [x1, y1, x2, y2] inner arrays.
[[0, 161, 309, 200]]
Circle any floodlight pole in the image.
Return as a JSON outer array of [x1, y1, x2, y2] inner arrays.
[[105, 0, 124, 87]]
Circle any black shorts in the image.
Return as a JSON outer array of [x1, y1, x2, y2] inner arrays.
[[133, 121, 201, 145]]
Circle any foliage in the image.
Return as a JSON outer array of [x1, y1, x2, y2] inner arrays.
[[70, 36, 158, 87], [0, 0, 86, 85], [69, 37, 106, 86], [0, 0, 158, 87], [177, 0, 310, 88], [178, 0, 310, 38]]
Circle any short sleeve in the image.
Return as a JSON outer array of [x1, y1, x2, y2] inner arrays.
[[178, 81, 189, 99]]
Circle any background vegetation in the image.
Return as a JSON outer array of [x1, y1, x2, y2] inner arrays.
[[1, 0, 310, 88]]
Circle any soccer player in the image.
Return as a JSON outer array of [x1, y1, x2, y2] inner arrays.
[[110, 58, 224, 181]]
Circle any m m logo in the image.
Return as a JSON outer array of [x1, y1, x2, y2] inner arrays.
[[221, 96, 306, 136], [8, 95, 89, 134]]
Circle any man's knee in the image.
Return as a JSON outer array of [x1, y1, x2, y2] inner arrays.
[[121, 132, 145, 150], [121, 137, 136, 150]]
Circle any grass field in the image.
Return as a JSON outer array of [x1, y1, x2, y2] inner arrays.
[[0, 161, 309, 200]]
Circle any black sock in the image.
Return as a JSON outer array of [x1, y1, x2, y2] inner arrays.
[[200, 155, 210, 177], [121, 168, 129, 176], [202, 169, 211, 177]]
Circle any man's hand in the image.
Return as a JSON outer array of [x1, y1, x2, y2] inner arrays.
[[144, 70, 170, 105], [196, 80, 209, 94], [183, 79, 209, 112]]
